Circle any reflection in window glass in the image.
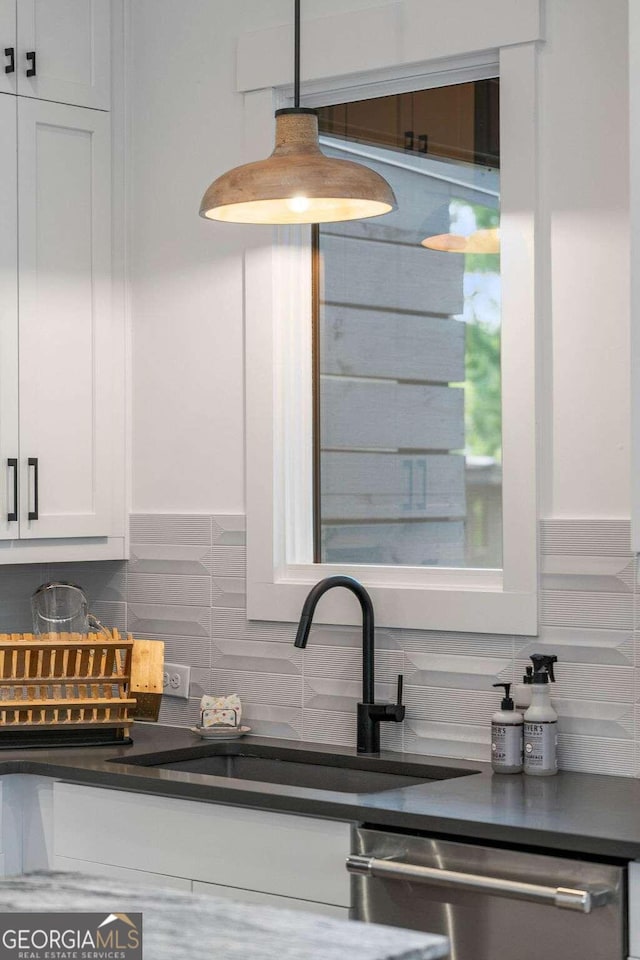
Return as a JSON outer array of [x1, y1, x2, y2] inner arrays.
[[314, 79, 501, 568]]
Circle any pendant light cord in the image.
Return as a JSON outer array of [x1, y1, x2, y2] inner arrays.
[[294, 0, 301, 108]]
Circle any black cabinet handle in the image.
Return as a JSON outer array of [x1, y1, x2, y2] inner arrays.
[[404, 130, 414, 151], [7, 459, 17, 522], [25, 50, 36, 77], [28, 457, 38, 520], [4, 47, 14, 74], [418, 133, 428, 154]]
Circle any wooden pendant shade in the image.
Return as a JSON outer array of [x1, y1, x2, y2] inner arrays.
[[199, 109, 397, 225], [421, 228, 500, 254]]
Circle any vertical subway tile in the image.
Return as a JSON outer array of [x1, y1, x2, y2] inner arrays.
[[130, 514, 212, 546], [158, 697, 202, 728], [128, 602, 211, 639], [540, 519, 632, 557], [160, 636, 212, 670], [242, 704, 303, 740], [212, 515, 246, 546], [129, 542, 213, 576], [212, 670, 303, 708], [211, 577, 246, 609], [212, 638, 302, 675], [210, 546, 246, 578], [127, 571, 210, 606]]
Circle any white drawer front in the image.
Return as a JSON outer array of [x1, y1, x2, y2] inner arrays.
[[55, 856, 191, 891], [54, 783, 350, 906], [192, 880, 350, 919]]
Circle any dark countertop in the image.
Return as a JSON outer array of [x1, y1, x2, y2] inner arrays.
[[2, 723, 639, 861], [0, 872, 448, 960]]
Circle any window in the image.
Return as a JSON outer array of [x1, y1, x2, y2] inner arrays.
[[244, 42, 538, 635], [313, 80, 502, 569]]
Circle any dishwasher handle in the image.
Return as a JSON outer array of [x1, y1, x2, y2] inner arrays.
[[346, 855, 612, 914]]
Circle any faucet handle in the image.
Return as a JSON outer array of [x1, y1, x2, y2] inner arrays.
[[368, 675, 406, 727], [383, 674, 405, 723]]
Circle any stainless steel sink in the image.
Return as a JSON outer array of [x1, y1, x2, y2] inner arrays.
[[110, 741, 476, 794]]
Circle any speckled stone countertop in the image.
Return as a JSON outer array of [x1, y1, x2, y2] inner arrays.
[[0, 873, 449, 960], [2, 723, 640, 860]]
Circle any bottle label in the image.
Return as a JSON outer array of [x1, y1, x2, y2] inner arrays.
[[491, 723, 523, 768], [524, 720, 558, 772]]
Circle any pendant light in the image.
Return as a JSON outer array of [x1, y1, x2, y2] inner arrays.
[[199, 0, 396, 225], [421, 228, 500, 254]]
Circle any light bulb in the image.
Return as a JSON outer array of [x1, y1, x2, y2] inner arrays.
[[286, 195, 310, 214]]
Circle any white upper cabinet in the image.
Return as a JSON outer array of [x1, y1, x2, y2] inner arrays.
[[0, 1, 17, 95], [17, 0, 110, 110], [0, 0, 110, 109], [0, 0, 122, 561], [0, 95, 19, 541], [16, 98, 112, 539]]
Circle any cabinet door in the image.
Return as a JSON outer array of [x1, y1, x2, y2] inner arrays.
[[17, 0, 110, 110], [0, 1, 16, 95], [17, 98, 112, 539], [0, 94, 19, 540]]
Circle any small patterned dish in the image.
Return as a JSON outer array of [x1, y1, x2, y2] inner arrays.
[[190, 725, 251, 741]]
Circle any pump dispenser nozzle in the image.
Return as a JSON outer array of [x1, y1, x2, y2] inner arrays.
[[491, 682, 523, 773], [529, 654, 558, 684], [524, 654, 559, 776], [492, 682, 515, 710]]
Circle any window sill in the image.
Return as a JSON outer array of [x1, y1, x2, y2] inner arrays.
[[246, 563, 536, 635]]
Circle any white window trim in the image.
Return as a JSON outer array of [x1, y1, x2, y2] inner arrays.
[[245, 42, 538, 635], [631, 0, 640, 553]]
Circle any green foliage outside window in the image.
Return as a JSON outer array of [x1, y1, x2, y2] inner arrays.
[[465, 321, 501, 460], [454, 201, 502, 461]]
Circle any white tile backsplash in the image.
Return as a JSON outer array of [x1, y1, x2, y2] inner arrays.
[[139, 514, 640, 774], [128, 514, 640, 775], [1, 515, 636, 776]]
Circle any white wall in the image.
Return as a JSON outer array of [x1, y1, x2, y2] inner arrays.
[[130, 0, 631, 520], [537, 0, 630, 518]]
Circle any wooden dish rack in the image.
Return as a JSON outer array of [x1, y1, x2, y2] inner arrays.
[[0, 628, 137, 748]]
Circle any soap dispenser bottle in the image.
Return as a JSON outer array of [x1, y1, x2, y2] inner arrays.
[[523, 654, 558, 776], [491, 682, 523, 774]]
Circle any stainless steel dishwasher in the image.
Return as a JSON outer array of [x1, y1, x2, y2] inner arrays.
[[348, 827, 625, 960]]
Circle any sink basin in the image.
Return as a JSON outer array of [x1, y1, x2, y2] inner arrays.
[[111, 741, 476, 794]]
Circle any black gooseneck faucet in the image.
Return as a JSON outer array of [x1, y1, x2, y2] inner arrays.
[[294, 575, 405, 753]]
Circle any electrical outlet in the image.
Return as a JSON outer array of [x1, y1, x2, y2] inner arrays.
[[162, 662, 191, 700]]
